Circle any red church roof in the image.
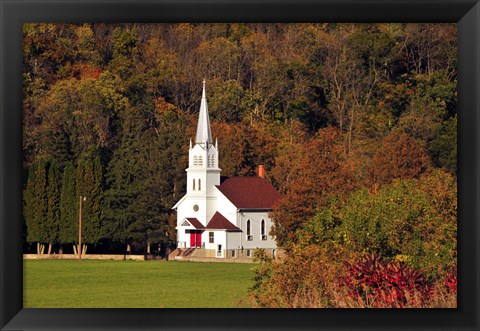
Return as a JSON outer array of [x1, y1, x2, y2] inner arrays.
[[185, 218, 205, 229], [216, 177, 282, 209], [206, 212, 241, 231]]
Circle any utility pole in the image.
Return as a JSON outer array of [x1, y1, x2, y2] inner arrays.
[[78, 195, 86, 260]]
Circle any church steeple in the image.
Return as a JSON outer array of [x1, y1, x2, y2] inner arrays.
[[195, 79, 213, 146], [172, 78, 221, 227]]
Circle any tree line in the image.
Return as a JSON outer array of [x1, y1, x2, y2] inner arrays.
[[23, 22, 457, 294]]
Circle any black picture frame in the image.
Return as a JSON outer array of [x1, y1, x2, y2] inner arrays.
[[1, 0, 479, 330]]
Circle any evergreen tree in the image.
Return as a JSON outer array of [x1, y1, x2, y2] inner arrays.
[[24, 162, 39, 244], [429, 115, 457, 173], [24, 159, 48, 253], [79, 155, 103, 248], [103, 105, 187, 252], [59, 161, 77, 249], [74, 156, 103, 253], [45, 161, 60, 253], [44, 126, 72, 171], [103, 108, 150, 250]]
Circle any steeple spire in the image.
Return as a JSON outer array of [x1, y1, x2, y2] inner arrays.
[[195, 79, 213, 145]]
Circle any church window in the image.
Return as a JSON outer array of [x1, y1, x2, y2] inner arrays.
[[261, 219, 267, 240], [198, 179, 201, 191], [246, 220, 252, 241], [231, 250, 236, 258], [192, 178, 195, 190], [209, 232, 214, 243], [246, 249, 251, 257]]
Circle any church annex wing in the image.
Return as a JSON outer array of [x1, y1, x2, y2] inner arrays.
[[215, 177, 282, 210]]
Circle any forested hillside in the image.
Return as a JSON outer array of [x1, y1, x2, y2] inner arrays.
[[23, 23, 456, 307]]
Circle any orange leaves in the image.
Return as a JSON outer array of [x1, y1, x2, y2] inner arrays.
[[153, 97, 177, 115], [70, 63, 103, 80], [209, 120, 278, 177], [271, 127, 360, 246], [368, 132, 431, 186], [250, 244, 358, 308]]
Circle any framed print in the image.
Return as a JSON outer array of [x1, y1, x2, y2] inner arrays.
[[1, 0, 479, 330]]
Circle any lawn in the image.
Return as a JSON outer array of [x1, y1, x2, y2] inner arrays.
[[24, 260, 256, 308]]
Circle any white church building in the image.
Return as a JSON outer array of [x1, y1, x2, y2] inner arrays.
[[172, 80, 282, 259]]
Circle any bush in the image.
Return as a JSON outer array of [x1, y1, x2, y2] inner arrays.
[[249, 244, 356, 308], [443, 267, 457, 294], [339, 254, 433, 308]]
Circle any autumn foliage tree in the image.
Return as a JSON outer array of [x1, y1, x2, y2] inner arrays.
[[271, 127, 359, 246], [368, 132, 431, 187]]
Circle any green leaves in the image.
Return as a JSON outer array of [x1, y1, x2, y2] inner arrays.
[[25, 160, 47, 243], [59, 161, 77, 244], [429, 115, 457, 173], [298, 170, 456, 279], [25, 159, 59, 244], [76, 155, 104, 245], [103, 105, 187, 247], [45, 162, 60, 243]]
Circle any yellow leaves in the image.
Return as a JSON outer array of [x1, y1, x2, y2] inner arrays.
[[173, 23, 195, 37], [154, 97, 177, 115], [75, 24, 94, 43], [36, 23, 58, 35], [394, 254, 412, 263]]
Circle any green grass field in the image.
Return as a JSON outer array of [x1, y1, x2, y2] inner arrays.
[[24, 260, 256, 308]]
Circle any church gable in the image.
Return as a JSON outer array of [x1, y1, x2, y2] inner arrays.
[[206, 212, 241, 232], [181, 218, 205, 229]]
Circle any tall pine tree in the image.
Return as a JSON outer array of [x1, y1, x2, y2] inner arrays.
[[45, 161, 60, 254], [59, 161, 77, 252], [103, 104, 187, 253], [76, 155, 103, 253], [24, 159, 48, 253], [103, 108, 146, 251]]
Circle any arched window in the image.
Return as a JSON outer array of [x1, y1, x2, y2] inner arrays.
[[193, 178, 195, 190], [261, 219, 266, 240], [246, 220, 252, 241], [198, 179, 201, 191]]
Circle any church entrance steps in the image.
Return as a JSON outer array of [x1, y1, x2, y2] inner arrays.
[[182, 247, 197, 257], [168, 247, 199, 260], [167, 248, 184, 260]]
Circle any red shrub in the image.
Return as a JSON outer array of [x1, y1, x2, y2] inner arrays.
[[444, 268, 457, 293], [340, 254, 433, 308]]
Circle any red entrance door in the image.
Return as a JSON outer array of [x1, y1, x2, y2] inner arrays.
[[190, 231, 202, 247]]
